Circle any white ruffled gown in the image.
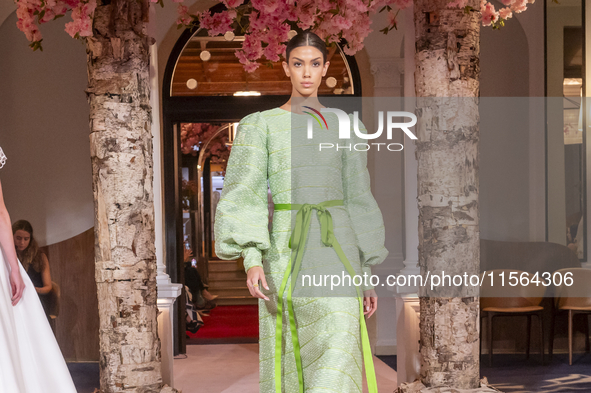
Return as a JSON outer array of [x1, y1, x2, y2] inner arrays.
[[0, 247, 77, 393]]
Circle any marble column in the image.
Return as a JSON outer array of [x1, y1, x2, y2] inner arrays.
[[149, 5, 182, 388]]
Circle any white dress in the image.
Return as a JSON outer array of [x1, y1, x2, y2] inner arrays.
[[0, 147, 77, 393]]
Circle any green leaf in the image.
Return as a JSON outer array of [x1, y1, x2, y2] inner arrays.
[[38, 10, 45, 21], [29, 40, 43, 52], [463, 5, 473, 14], [53, 14, 64, 20]]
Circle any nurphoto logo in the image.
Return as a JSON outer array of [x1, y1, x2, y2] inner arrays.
[[306, 108, 418, 151]]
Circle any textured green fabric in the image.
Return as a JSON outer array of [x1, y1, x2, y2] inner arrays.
[[274, 200, 378, 393], [214, 107, 388, 392]]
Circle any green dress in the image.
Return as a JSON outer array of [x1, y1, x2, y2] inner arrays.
[[214, 107, 388, 393]]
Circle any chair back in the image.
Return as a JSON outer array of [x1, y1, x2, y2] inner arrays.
[[480, 269, 547, 309], [47, 281, 60, 319], [554, 268, 591, 310]]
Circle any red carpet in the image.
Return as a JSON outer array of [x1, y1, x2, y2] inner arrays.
[[187, 305, 258, 341]]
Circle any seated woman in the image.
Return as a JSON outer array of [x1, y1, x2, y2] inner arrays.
[[184, 247, 217, 310], [12, 220, 53, 318]]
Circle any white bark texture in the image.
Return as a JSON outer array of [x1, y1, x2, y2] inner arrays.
[[414, 0, 481, 389], [398, 377, 502, 393], [86, 1, 177, 392]]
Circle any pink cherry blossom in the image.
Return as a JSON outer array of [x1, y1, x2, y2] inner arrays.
[[242, 33, 263, 60], [499, 7, 512, 19], [15, 0, 535, 69], [222, 0, 244, 7], [317, 0, 334, 12], [64, 20, 78, 37], [332, 15, 352, 30], [297, 11, 316, 31], [263, 39, 286, 62], [481, 2, 499, 26], [511, 0, 528, 13], [346, 0, 368, 12], [64, 0, 79, 7], [176, 4, 191, 25], [251, 0, 281, 15], [235, 49, 261, 72], [200, 10, 234, 36]]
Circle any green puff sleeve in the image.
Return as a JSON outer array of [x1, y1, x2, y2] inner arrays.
[[214, 112, 271, 273], [342, 113, 389, 290]]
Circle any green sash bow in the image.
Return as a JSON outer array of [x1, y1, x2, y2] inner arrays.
[[272, 200, 378, 393]]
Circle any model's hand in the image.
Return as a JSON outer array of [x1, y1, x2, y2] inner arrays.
[[183, 248, 193, 263], [363, 289, 377, 319], [10, 269, 25, 306], [247, 266, 269, 301]]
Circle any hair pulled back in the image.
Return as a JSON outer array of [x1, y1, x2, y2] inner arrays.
[[285, 30, 328, 63]]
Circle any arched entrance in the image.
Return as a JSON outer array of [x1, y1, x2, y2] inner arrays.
[[162, 7, 362, 354]]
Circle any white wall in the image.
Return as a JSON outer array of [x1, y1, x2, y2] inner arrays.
[[546, 2, 583, 247], [0, 12, 93, 246], [478, 0, 544, 242]]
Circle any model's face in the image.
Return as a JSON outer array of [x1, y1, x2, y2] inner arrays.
[[14, 229, 31, 251], [282, 46, 330, 98]]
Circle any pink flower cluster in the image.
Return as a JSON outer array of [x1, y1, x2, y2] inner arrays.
[[15, 0, 96, 48], [176, 0, 392, 70], [447, 0, 534, 26], [175, 0, 534, 72], [15, 0, 535, 64], [180, 123, 230, 168]]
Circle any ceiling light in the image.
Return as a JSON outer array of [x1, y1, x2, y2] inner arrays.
[[233, 91, 261, 96], [186, 79, 198, 90], [200, 50, 211, 61], [224, 31, 235, 41], [326, 77, 337, 88]]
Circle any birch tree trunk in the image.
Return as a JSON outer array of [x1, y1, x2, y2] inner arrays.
[[414, 0, 481, 388], [86, 1, 177, 391]]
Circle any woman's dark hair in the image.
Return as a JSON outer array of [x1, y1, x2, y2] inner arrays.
[[12, 220, 44, 272], [285, 30, 328, 63]]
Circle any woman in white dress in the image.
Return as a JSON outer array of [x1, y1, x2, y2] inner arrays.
[[0, 146, 77, 393]]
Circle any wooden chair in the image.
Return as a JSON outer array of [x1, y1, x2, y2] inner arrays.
[[480, 269, 547, 366], [550, 268, 591, 365], [46, 281, 60, 334]]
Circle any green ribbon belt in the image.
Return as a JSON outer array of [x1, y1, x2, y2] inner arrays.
[[272, 200, 378, 393]]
